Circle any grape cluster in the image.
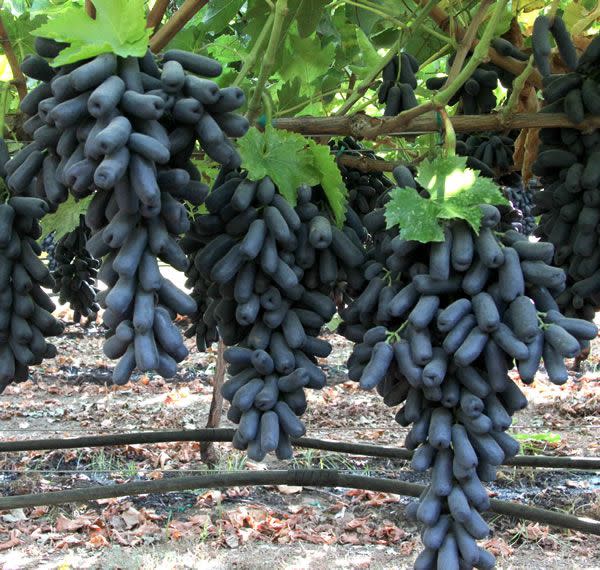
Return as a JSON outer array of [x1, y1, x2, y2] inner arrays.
[[456, 133, 515, 179], [40, 230, 58, 271], [532, 14, 578, 77], [332, 137, 394, 219], [531, 36, 600, 320], [10, 37, 247, 384], [378, 53, 419, 116], [51, 216, 100, 324], [339, 167, 596, 569], [427, 67, 499, 115], [183, 171, 366, 459], [0, 197, 64, 391], [501, 174, 535, 235], [488, 38, 529, 89]]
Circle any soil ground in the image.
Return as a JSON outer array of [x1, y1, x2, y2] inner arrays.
[[0, 272, 599, 569]]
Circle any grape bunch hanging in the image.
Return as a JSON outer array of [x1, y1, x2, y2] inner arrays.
[[183, 171, 366, 460], [501, 174, 536, 235], [378, 53, 419, 116], [51, 215, 100, 324], [426, 66, 499, 116], [339, 166, 596, 569], [10, 36, 248, 385], [0, 198, 64, 391], [531, 34, 600, 321], [455, 133, 516, 179], [331, 137, 394, 219], [532, 13, 578, 77], [40, 230, 58, 272]]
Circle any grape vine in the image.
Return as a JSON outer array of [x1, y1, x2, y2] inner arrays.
[[0, 3, 597, 569]]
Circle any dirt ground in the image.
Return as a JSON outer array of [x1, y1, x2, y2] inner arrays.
[[0, 285, 599, 569]]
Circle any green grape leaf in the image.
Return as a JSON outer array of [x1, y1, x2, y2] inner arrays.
[[415, 155, 469, 197], [206, 33, 248, 65], [349, 28, 380, 77], [385, 155, 509, 243], [385, 187, 445, 243], [199, 0, 245, 36], [307, 139, 348, 227], [32, 0, 150, 66], [438, 172, 509, 231], [297, 0, 328, 38], [41, 194, 92, 240], [239, 126, 347, 225], [275, 77, 311, 114], [238, 125, 316, 205], [280, 26, 335, 93]]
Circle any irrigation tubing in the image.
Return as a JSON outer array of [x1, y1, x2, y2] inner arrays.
[[0, 469, 598, 536], [1, 429, 600, 470]]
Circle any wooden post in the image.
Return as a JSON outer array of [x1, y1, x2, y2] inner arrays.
[[200, 340, 226, 467]]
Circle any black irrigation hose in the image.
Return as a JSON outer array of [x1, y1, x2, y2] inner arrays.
[[0, 429, 237, 452], [0, 469, 598, 536], [1, 429, 600, 470]]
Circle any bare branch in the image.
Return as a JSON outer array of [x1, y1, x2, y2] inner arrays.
[[272, 112, 600, 138], [147, 0, 170, 32], [0, 14, 27, 101], [445, 0, 492, 85], [422, 0, 544, 88], [150, 0, 209, 53]]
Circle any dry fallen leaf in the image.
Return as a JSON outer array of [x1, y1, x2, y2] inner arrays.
[[0, 531, 20, 551], [55, 515, 88, 532], [276, 485, 303, 495], [121, 506, 143, 529], [1, 509, 27, 523], [87, 533, 109, 548]]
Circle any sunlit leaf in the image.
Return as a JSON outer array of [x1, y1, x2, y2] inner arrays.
[[239, 126, 347, 225], [32, 0, 150, 66], [386, 155, 508, 243], [41, 194, 92, 240], [0, 56, 14, 82]]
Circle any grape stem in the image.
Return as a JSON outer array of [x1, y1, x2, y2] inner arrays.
[[246, 0, 289, 123], [444, 0, 492, 85], [420, 0, 543, 88], [233, 12, 275, 88], [439, 108, 456, 160], [501, 56, 535, 124], [572, 4, 600, 35], [0, 13, 27, 101], [0, 82, 10, 136], [147, 0, 170, 32], [337, 0, 452, 46], [547, 0, 561, 21]]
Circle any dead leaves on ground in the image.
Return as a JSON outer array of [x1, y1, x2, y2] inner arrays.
[[0, 487, 415, 554]]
